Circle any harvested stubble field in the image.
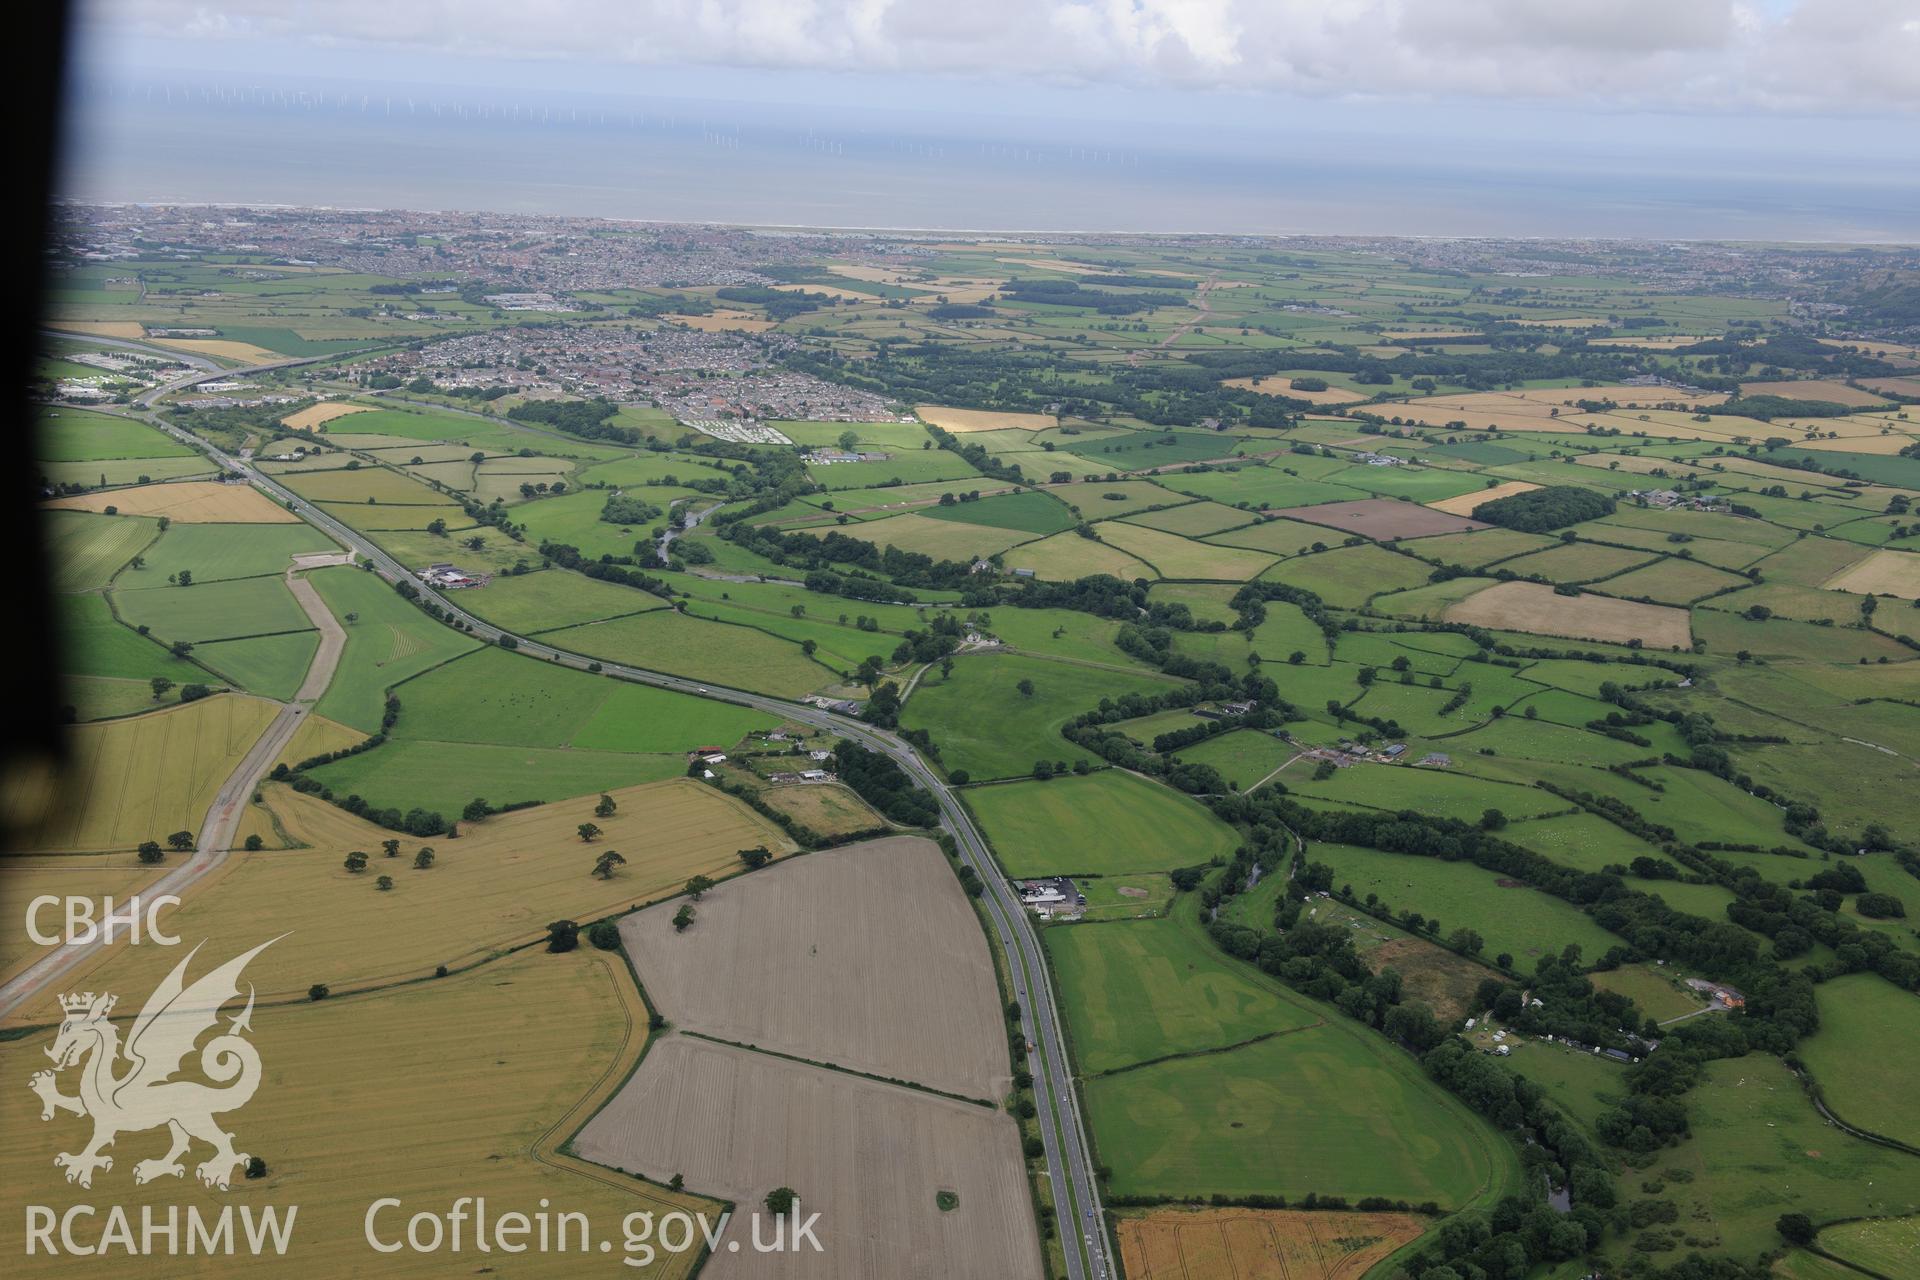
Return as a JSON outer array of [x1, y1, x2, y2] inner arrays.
[[21, 778, 794, 1012], [9, 695, 278, 852], [0, 855, 163, 984], [0, 946, 719, 1280], [1269, 498, 1485, 540], [916, 404, 1057, 433], [280, 400, 374, 430], [1445, 580, 1692, 648], [575, 1035, 1042, 1280], [47, 480, 300, 523], [1427, 479, 1540, 516], [1824, 546, 1920, 598], [1116, 1207, 1428, 1280], [617, 837, 1008, 1100], [748, 781, 887, 837]]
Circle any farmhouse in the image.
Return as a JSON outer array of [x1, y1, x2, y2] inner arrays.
[[416, 562, 485, 589]]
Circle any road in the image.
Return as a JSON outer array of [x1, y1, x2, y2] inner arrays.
[[78, 354, 1114, 1280], [0, 554, 350, 1022]]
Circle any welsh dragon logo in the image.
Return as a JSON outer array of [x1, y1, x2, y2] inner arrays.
[[29, 939, 278, 1191]]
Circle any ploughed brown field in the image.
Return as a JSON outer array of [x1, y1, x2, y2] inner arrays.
[[614, 837, 1009, 1100], [1269, 498, 1486, 540], [576, 1036, 1041, 1280], [575, 836, 1038, 1279]]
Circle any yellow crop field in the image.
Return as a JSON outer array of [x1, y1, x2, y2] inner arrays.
[[281, 401, 374, 430], [666, 310, 777, 332], [1798, 431, 1920, 455], [20, 778, 796, 1011], [0, 946, 718, 1279], [1427, 480, 1539, 516], [150, 337, 285, 363], [1741, 379, 1892, 407], [1116, 1207, 1427, 1280], [1095, 520, 1280, 580], [0, 855, 164, 984], [47, 481, 301, 523], [797, 511, 1036, 561], [48, 319, 149, 340], [1006, 529, 1158, 580], [1224, 376, 1369, 405], [1446, 580, 1692, 648], [916, 404, 1059, 433], [1825, 548, 1920, 599], [7, 695, 279, 853]]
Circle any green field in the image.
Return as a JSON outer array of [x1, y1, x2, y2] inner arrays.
[[56, 593, 203, 683], [917, 489, 1076, 534], [307, 565, 482, 732], [1635, 1055, 1920, 1262], [968, 770, 1240, 877], [457, 569, 671, 633], [1311, 842, 1621, 964], [306, 739, 687, 816], [195, 631, 322, 700], [1819, 1215, 1920, 1280], [1086, 1008, 1516, 1206], [391, 645, 772, 751], [130, 522, 338, 584], [900, 651, 1170, 780], [46, 511, 160, 591], [38, 407, 196, 462], [1045, 908, 1321, 1074], [538, 609, 835, 698], [1800, 974, 1920, 1149], [114, 574, 313, 643]]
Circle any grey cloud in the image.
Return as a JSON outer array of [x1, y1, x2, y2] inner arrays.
[[89, 0, 1920, 110]]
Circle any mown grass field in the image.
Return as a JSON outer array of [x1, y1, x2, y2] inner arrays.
[[114, 574, 313, 644], [128, 521, 337, 584], [1819, 1215, 1920, 1280], [900, 652, 1171, 780], [392, 644, 772, 751], [540, 609, 835, 698], [1045, 906, 1322, 1074], [0, 945, 722, 1279], [968, 770, 1241, 877], [45, 510, 160, 591]]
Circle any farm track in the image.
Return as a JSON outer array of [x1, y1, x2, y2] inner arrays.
[[0, 554, 349, 1020], [61, 350, 1112, 1280]]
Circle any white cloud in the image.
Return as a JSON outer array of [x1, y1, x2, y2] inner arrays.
[[87, 0, 1920, 112]]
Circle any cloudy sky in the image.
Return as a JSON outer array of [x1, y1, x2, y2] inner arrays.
[[82, 0, 1919, 113], [62, 1, 1920, 237]]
